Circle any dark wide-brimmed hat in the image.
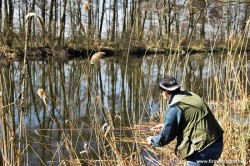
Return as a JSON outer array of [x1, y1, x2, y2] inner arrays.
[[159, 76, 181, 91]]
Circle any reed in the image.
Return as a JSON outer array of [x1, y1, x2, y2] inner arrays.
[[1, 50, 249, 165], [0, 12, 249, 166]]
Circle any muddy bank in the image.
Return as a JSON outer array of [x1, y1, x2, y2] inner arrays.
[[0, 45, 233, 61]]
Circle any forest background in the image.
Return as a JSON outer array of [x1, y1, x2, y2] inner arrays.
[[0, 0, 250, 59]]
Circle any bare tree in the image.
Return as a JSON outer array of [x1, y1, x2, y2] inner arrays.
[[58, 0, 68, 46], [136, 0, 142, 40], [199, 0, 206, 43], [130, 1, 136, 32], [87, 0, 92, 35], [164, 0, 176, 45], [99, 0, 106, 40], [139, 2, 148, 41], [40, 0, 46, 45], [122, 0, 128, 38], [111, 0, 118, 41], [48, 0, 55, 38], [3, 0, 14, 47], [0, 0, 2, 34], [0, 0, 249, 50]]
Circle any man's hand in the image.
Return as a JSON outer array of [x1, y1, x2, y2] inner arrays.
[[150, 123, 164, 134], [147, 136, 152, 145]]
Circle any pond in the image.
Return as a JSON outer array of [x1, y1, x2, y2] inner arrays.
[[0, 52, 249, 165]]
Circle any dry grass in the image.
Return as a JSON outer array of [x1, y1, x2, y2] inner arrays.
[[0, 54, 249, 166], [0, 14, 249, 166]]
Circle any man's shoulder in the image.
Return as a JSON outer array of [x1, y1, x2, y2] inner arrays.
[[167, 105, 182, 114]]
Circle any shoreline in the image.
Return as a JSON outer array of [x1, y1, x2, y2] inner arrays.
[[0, 45, 249, 62]]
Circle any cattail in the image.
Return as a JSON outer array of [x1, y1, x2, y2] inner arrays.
[[143, 3, 149, 11], [37, 88, 47, 107], [90, 52, 105, 64], [37, 89, 46, 98], [83, 1, 91, 11]]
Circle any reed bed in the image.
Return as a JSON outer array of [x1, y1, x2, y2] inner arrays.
[[1, 49, 249, 166], [0, 16, 249, 166]]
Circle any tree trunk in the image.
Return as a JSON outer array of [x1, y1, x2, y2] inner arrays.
[[53, 0, 57, 38], [174, 6, 180, 37], [130, 1, 136, 32], [226, 4, 231, 39], [139, 10, 147, 41], [4, 0, 9, 31], [8, 0, 14, 29], [99, 0, 106, 40], [166, 0, 171, 44], [31, 0, 36, 42], [48, 0, 55, 37], [242, 1, 250, 31], [185, 0, 195, 45], [121, 0, 128, 38], [0, 0, 2, 33], [157, 2, 163, 42], [18, 1, 22, 32], [4, 0, 14, 47], [41, 0, 46, 45], [58, 0, 67, 47], [136, 0, 142, 40], [200, 0, 206, 45], [87, 0, 92, 34], [94, 0, 100, 39], [69, 0, 75, 37], [111, 0, 117, 42], [164, 0, 175, 46], [86, 0, 92, 52]]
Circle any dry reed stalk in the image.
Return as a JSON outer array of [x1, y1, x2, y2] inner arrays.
[[0, 92, 5, 166], [220, 116, 249, 165], [62, 134, 81, 166], [0, 85, 16, 166], [100, 121, 126, 164]]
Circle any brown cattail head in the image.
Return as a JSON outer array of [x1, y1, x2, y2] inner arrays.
[[90, 52, 105, 64], [37, 88, 47, 107], [37, 89, 46, 99], [83, 1, 91, 11], [143, 3, 149, 11]]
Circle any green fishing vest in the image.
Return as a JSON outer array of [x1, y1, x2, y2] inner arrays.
[[169, 91, 224, 159]]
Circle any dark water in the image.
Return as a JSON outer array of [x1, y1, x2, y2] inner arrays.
[[0, 52, 249, 165]]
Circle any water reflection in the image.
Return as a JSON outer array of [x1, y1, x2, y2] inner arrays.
[[0, 52, 249, 165]]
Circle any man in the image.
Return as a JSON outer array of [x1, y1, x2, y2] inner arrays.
[[147, 76, 224, 166]]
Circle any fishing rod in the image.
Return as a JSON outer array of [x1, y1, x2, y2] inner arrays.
[[28, 127, 152, 132]]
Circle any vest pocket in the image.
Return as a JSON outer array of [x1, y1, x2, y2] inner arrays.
[[177, 133, 206, 159], [177, 137, 195, 159]]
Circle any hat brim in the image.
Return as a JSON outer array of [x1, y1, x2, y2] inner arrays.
[[159, 83, 181, 91]]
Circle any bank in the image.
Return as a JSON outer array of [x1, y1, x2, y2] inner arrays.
[[0, 44, 247, 62]]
